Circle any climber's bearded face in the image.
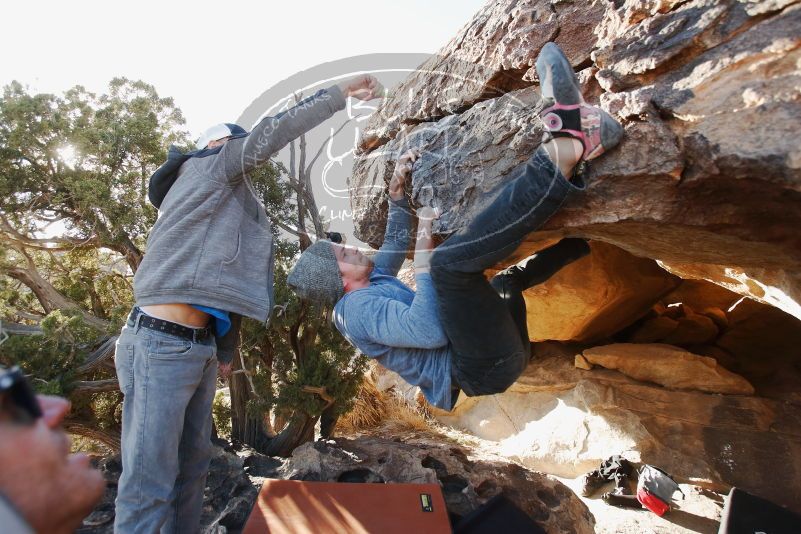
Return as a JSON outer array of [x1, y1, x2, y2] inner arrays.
[[333, 244, 372, 283]]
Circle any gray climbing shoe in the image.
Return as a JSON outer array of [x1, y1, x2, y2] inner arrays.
[[536, 42, 624, 160]]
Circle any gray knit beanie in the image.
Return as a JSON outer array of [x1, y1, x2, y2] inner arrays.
[[287, 240, 345, 306]]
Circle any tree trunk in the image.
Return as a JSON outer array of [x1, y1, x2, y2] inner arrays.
[[263, 411, 317, 457], [0, 321, 43, 335], [111, 235, 143, 273], [74, 336, 117, 375], [320, 403, 339, 439], [71, 379, 120, 394], [229, 348, 270, 450]]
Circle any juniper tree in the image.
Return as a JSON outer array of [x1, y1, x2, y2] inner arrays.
[[0, 81, 365, 455]]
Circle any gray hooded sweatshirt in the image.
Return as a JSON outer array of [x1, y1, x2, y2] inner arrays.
[[133, 85, 347, 361]]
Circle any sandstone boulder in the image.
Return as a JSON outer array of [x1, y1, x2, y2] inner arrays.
[[520, 241, 679, 342], [661, 310, 719, 345], [347, 0, 801, 521], [659, 262, 801, 321], [438, 344, 800, 514], [628, 315, 679, 343], [351, 0, 801, 320], [580, 343, 754, 395], [358, 0, 607, 148], [662, 279, 742, 313], [715, 298, 801, 403]]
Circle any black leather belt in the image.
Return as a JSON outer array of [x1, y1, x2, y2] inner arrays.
[[128, 307, 212, 342]]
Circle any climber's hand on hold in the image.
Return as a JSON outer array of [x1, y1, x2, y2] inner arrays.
[[337, 75, 385, 101], [389, 148, 420, 201]]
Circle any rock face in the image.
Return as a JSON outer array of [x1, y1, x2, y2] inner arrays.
[[347, 0, 801, 521], [579, 343, 755, 395], [351, 0, 801, 319]]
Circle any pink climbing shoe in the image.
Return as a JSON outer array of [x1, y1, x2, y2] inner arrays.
[[535, 42, 623, 161]]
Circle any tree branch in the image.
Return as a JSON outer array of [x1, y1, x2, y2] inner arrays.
[[0, 321, 43, 336], [3, 260, 110, 331], [74, 336, 117, 375], [71, 379, 119, 394], [63, 421, 121, 451]]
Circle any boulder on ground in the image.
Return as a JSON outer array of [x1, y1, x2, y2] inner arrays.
[[285, 435, 595, 534], [628, 315, 679, 343], [351, 0, 801, 322], [521, 241, 679, 342], [662, 310, 719, 345]]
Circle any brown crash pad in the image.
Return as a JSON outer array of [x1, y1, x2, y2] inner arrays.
[[243, 479, 451, 534]]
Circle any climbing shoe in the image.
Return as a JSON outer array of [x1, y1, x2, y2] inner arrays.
[[535, 42, 624, 161]]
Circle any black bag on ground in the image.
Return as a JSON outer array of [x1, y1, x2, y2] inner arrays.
[[718, 487, 801, 534], [452, 494, 546, 534]]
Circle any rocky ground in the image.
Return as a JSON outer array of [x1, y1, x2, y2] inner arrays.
[[79, 432, 731, 534], [78, 433, 598, 534]]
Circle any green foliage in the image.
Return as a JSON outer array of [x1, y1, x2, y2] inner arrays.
[[0, 78, 188, 257], [212, 390, 232, 439], [1, 78, 366, 452], [0, 310, 94, 395], [239, 167, 368, 427], [0, 78, 187, 444]]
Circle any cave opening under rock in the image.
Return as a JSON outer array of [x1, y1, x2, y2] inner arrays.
[[376, 238, 801, 514], [445, 238, 801, 512]]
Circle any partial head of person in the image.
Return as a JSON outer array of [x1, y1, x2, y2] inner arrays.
[[196, 123, 248, 150], [287, 240, 372, 307]]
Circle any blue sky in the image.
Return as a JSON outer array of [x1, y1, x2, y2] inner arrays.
[[1, 0, 487, 133]]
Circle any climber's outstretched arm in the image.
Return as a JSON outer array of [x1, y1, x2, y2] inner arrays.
[[372, 149, 420, 276]]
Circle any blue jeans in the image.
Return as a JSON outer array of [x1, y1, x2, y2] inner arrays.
[[431, 149, 586, 397], [114, 314, 218, 533]]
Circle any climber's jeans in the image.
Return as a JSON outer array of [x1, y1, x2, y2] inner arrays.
[[113, 315, 218, 534], [431, 148, 586, 397]]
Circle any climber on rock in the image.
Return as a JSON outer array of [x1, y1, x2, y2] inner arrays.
[[288, 42, 624, 411]]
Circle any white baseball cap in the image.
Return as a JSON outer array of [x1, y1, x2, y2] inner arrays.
[[196, 123, 248, 150]]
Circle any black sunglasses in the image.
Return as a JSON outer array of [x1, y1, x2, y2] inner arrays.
[[0, 366, 42, 423]]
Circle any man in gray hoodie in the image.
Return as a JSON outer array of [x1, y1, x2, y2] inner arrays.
[[114, 75, 382, 533]]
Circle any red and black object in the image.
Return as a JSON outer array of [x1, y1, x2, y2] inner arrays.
[[636, 486, 670, 516]]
